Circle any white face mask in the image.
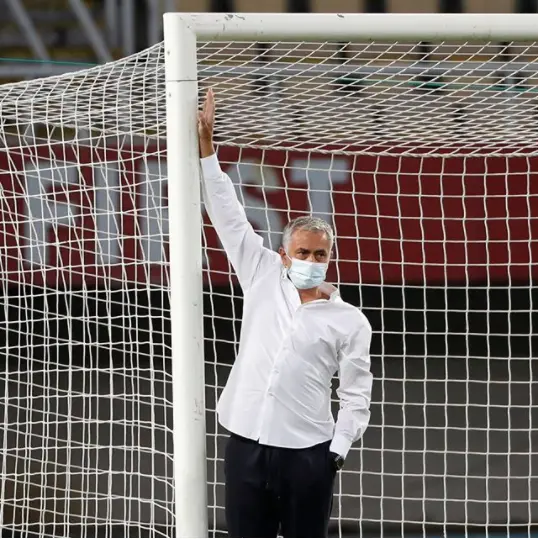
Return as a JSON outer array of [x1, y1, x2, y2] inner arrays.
[[285, 254, 328, 290]]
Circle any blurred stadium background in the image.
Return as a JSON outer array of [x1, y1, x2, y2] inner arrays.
[[1, 0, 537, 80], [1, 1, 538, 538]]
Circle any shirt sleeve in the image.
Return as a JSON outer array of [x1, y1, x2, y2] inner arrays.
[[200, 153, 276, 291], [330, 317, 373, 459]]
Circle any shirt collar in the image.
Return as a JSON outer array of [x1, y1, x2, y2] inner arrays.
[[320, 282, 340, 302]]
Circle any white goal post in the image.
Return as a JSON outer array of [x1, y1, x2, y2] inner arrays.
[[163, 13, 538, 538]]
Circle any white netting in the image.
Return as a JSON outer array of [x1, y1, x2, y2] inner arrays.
[[0, 38, 537, 538]]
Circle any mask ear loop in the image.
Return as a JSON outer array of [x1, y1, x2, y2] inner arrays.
[[283, 251, 293, 267]]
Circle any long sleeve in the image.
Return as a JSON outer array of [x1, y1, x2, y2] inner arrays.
[[330, 317, 373, 459], [201, 153, 276, 291]]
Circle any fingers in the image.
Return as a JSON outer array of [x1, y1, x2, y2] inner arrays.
[[206, 87, 215, 119], [203, 90, 210, 116], [199, 88, 215, 137]]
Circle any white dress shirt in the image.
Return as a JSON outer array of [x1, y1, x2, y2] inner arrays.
[[201, 153, 373, 458]]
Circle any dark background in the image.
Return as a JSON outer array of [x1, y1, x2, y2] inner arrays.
[[0, 280, 537, 537]]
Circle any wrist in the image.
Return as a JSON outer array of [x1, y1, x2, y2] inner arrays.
[[199, 138, 214, 158], [330, 451, 345, 471]]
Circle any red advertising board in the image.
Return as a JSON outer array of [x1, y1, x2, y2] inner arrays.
[[0, 144, 536, 287]]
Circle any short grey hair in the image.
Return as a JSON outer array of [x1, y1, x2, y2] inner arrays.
[[282, 216, 334, 251]]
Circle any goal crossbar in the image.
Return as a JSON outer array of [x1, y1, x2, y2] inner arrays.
[[169, 12, 538, 42]]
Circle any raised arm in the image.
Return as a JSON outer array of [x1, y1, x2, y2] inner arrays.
[[198, 89, 276, 291], [330, 314, 373, 459]]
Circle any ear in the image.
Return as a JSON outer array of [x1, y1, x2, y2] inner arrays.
[[278, 247, 290, 268], [329, 243, 336, 261]]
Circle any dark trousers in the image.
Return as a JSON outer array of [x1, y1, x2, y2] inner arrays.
[[224, 434, 336, 538]]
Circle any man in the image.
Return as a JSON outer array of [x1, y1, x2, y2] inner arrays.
[[198, 88, 373, 538]]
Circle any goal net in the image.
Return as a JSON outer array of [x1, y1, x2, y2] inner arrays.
[[1, 18, 537, 538]]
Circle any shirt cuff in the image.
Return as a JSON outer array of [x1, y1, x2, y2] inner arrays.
[[330, 433, 353, 459], [200, 153, 222, 179]]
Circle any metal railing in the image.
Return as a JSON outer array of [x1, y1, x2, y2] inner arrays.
[[1, 0, 177, 78]]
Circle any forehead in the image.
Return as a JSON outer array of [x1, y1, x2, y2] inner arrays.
[[288, 228, 331, 250]]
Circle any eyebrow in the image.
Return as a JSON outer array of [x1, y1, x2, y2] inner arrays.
[[297, 248, 328, 254]]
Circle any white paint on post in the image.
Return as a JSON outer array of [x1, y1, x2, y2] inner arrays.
[[163, 13, 208, 538]]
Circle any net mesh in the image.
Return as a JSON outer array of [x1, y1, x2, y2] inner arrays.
[[0, 38, 536, 537]]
